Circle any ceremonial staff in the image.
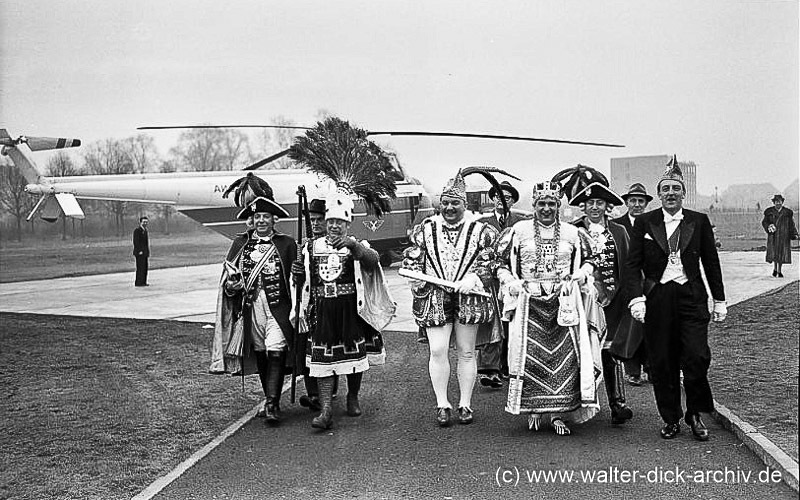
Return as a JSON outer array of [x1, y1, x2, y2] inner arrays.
[[291, 185, 311, 403]]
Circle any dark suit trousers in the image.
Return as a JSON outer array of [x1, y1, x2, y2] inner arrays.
[[135, 255, 149, 286], [644, 280, 714, 424]]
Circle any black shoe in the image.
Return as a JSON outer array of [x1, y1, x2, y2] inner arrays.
[[311, 408, 333, 430], [479, 375, 493, 387], [457, 407, 473, 425], [660, 422, 681, 439], [346, 395, 362, 417], [489, 374, 503, 389], [610, 403, 633, 424], [778, 272, 784, 278], [299, 395, 322, 412], [436, 407, 452, 427], [264, 404, 281, 426], [256, 401, 267, 418], [773, 270, 778, 277], [685, 413, 709, 441]]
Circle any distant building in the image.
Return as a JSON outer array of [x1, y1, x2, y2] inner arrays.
[[610, 155, 697, 209]]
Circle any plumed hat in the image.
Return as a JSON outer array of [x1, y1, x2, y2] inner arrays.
[[657, 155, 685, 190], [551, 164, 610, 204], [488, 180, 519, 203], [532, 181, 563, 203], [441, 170, 467, 202], [288, 117, 397, 218], [569, 182, 624, 207], [325, 189, 355, 222], [236, 196, 291, 220], [621, 182, 653, 202], [308, 198, 326, 215]]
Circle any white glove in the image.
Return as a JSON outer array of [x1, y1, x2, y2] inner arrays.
[[630, 302, 646, 323], [570, 268, 589, 285], [712, 301, 727, 322], [454, 274, 482, 294], [506, 279, 525, 297], [768, 224, 776, 233]]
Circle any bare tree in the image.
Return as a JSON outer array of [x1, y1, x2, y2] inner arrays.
[[125, 134, 160, 173], [0, 157, 38, 241], [252, 115, 300, 169], [45, 152, 81, 240], [83, 139, 135, 236]]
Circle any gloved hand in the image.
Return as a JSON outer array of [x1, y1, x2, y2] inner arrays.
[[506, 279, 525, 297], [570, 268, 590, 285], [454, 274, 482, 294], [291, 260, 305, 276], [224, 277, 244, 293], [630, 301, 646, 323], [712, 301, 727, 322]]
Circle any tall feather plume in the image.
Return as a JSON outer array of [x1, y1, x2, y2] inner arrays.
[[551, 164, 609, 203], [288, 117, 397, 216], [222, 172, 275, 208], [461, 166, 521, 228]]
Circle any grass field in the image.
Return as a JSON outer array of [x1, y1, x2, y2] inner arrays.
[[0, 231, 231, 283], [0, 313, 265, 500], [709, 281, 799, 461]]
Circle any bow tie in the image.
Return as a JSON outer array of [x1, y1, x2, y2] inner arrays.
[[664, 213, 683, 223]]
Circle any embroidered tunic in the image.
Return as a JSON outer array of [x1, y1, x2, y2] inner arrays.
[[403, 215, 498, 327]]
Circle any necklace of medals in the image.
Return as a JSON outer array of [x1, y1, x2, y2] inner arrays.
[[534, 219, 560, 273]]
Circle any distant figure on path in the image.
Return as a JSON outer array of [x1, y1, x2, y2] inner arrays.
[[133, 216, 149, 287], [762, 194, 798, 278]]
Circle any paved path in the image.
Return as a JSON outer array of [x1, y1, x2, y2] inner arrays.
[[1, 251, 796, 330], [1, 251, 797, 499]]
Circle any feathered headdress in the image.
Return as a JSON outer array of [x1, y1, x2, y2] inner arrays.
[[222, 172, 275, 208], [287, 117, 397, 217], [551, 164, 609, 203]]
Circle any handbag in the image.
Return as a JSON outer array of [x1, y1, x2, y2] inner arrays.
[[557, 284, 579, 327]]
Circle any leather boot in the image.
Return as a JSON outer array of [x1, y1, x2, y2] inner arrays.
[[603, 350, 633, 424], [264, 350, 286, 425], [312, 376, 334, 430], [346, 372, 363, 417], [255, 350, 270, 418]]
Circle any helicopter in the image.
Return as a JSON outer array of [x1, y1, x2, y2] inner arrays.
[[2, 122, 624, 266]]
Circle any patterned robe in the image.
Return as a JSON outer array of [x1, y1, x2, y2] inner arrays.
[[495, 220, 603, 423]]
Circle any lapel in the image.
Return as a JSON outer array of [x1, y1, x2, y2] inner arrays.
[[648, 211, 669, 256], [679, 212, 695, 253]]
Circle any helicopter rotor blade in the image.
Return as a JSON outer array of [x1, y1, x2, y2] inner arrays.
[[367, 131, 624, 148], [242, 148, 292, 171], [137, 125, 312, 131]]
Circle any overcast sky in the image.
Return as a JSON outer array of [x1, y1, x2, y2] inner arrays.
[[2, 0, 797, 196]]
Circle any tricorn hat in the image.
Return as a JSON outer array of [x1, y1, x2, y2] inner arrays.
[[569, 182, 624, 207], [236, 196, 291, 220], [772, 193, 785, 202], [308, 198, 326, 214], [620, 182, 653, 202], [488, 181, 520, 203]]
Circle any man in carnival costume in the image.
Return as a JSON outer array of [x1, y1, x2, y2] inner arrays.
[[289, 117, 397, 430], [402, 170, 499, 427], [209, 174, 301, 426], [569, 172, 635, 425], [625, 156, 726, 441], [494, 180, 603, 436]]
